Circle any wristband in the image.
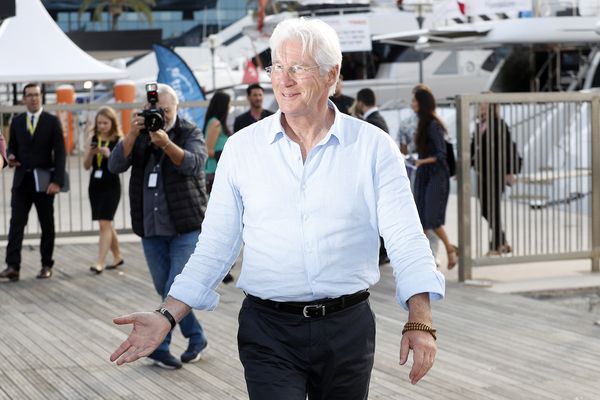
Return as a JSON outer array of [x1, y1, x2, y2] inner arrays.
[[161, 141, 171, 150], [155, 307, 176, 330], [402, 321, 437, 340]]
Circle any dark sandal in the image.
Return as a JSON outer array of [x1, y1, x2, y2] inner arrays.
[[105, 259, 124, 270], [90, 266, 104, 274]]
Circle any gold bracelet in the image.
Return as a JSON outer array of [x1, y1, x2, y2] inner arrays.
[[402, 321, 437, 340], [161, 141, 171, 150]]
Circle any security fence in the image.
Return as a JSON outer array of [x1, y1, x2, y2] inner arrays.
[[456, 92, 600, 281]]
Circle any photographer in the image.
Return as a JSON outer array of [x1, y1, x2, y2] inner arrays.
[[108, 83, 209, 369]]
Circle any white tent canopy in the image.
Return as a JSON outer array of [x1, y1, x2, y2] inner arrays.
[[0, 0, 127, 83]]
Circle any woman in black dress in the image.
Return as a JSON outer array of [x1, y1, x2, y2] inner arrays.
[[412, 88, 458, 269], [84, 106, 123, 274]]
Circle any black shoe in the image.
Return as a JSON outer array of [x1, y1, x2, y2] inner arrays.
[[148, 350, 182, 369], [36, 266, 52, 279], [181, 342, 207, 363], [90, 266, 104, 274], [105, 259, 124, 270], [0, 266, 19, 282], [222, 273, 234, 284]]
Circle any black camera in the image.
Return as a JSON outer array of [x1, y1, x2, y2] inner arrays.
[[139, 83, 165, 131]]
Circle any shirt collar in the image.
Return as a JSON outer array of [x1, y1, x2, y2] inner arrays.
[[266, 100, 346, 146], [27, 108, 43, 121], [362, 107, 378, 121]]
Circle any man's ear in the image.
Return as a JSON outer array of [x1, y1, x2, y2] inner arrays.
[[327, 65, 340, 88]]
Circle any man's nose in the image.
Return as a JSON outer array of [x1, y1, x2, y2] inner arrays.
[[279, 71, 296, 85]]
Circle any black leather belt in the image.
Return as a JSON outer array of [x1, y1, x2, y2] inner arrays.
[[246, 290, 369, 318]]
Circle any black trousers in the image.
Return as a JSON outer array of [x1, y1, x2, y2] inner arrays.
[[5, 173, 55, 269], [479, 183, 506, 250], [237, 297, 376, 400]]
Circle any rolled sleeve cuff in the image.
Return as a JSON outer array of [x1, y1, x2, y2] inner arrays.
[[174, 150, 197, 175], [395, 270, 446, 310], [168, 276, 220, 311]]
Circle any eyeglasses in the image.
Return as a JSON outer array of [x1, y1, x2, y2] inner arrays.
[[25, 93, 41, 98], [265, 64, 321, 78]]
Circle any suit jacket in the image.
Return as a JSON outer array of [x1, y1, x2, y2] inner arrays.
[[7, 111, 66, 190], [366, 110, 389, 133]]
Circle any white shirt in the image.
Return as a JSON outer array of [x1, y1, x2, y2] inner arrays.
[[362, 106, 379, 121], [27, 108, 43, 131], [169, 103, 445, 310]]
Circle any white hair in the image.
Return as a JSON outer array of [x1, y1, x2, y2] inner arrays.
[[269, 18, 342, 96], [157, 83, 179, 106]]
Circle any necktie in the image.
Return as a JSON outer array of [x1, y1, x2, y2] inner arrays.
[[28, 115, 35, 135]]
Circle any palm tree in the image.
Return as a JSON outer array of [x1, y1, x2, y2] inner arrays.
[[79, 0, 156, 31]]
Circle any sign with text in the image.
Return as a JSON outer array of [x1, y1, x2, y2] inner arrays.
[[320, 15, 372, 53], [465, 0, 532, 15]]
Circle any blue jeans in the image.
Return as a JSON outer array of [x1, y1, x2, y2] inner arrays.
[[142, 230, 206, 352]]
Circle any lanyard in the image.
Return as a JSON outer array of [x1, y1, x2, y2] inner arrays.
[[96, 137, 106, 168], [27, 114, 36, 135]]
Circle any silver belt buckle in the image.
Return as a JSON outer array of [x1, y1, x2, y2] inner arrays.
[[302, 304, 325, 318]]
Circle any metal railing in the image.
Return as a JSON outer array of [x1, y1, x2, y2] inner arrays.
[[456, 92, 600, 281], [0, 100, 228, 240]]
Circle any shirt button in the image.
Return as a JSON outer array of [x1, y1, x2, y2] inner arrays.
[[303, 214, 309, 221], [154, 207, 158, 211], [154, 193, 158, 197]]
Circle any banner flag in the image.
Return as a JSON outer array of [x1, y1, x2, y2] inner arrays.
[[153, 44, 206, 131], [242, 59, 259, 84]]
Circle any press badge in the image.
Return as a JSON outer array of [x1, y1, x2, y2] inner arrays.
[[148, 172, 158, 188], [94, 170, 103, 179]]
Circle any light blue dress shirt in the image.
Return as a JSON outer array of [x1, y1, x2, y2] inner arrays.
[[169, 103, 445, 310]]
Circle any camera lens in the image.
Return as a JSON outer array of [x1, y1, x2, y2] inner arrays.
[[144, 110, 164, 131]]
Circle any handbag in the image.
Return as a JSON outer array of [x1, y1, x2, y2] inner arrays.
[[446, 140, 456, 177]]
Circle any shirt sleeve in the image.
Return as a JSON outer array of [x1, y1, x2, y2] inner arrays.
[[174, 126, 207, 176], [374, 133, 445, 309], [168, 139, 244, 310], [107, 140, 132, 174]]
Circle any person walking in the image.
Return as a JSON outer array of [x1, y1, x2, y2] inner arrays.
[[412, 87, 458, 270], [471, 99, 519, 255], [233, 83, 273, 133], [110, 18, 445, 399], [83, 106, 124, 274], [108, 83, 209, 369], [204, 91, 231, 195], [0, 83, 66, 282], [398, 83, 442, 267]]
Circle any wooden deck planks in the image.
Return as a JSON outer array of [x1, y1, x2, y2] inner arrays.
[[0, 240, 599, 399]]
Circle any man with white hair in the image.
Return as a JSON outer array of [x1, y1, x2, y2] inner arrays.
[[111, 19, 444, 399], [108, 83, 209, 370]]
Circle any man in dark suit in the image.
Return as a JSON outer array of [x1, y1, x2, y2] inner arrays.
[[0, 83, 66, 282], [356, 88, 389, 133], [233, 84, 273, 133]]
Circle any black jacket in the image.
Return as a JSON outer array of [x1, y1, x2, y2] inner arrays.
[[7, 111, 66, 189], [366, 110, 389, 133], [129, 118, 208, 237]]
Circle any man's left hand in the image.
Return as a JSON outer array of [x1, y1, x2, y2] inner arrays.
[[47, 182, 61, 195], [149, 129, 169, 148], [399, 330, 437, 385]]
